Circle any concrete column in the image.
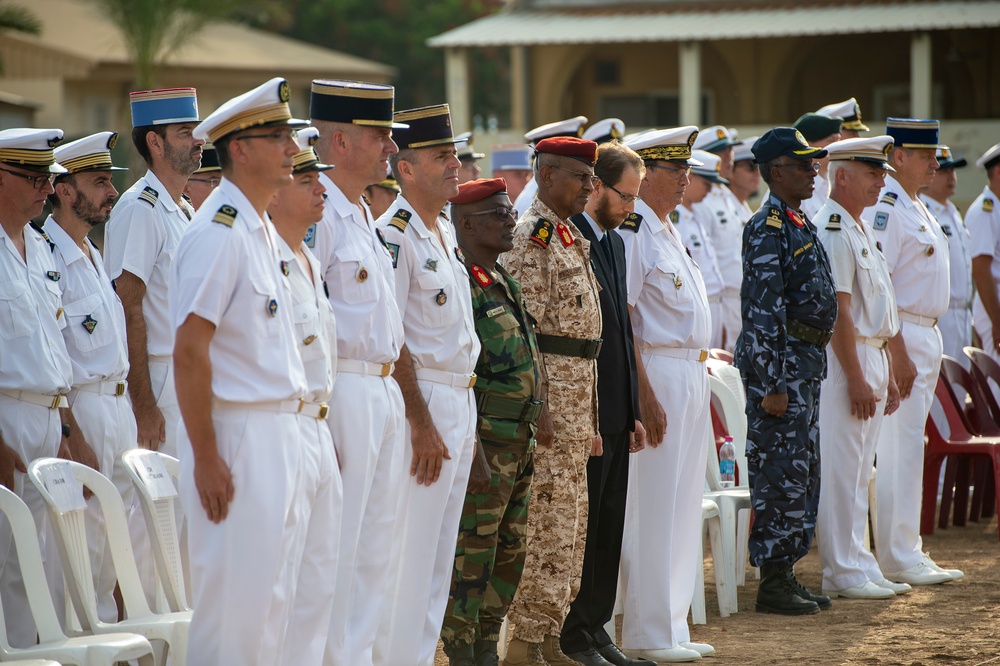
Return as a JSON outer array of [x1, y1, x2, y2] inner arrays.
[[910, 32, 932, 118], [445, 47, 471, 132], [510, 45, 529, 134], [679, 41, 702, 126]]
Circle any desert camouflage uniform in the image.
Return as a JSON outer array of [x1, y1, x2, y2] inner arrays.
[[441, 256, 542, 652], [500, 198, 601, 643], [734, 194, 837, 567]]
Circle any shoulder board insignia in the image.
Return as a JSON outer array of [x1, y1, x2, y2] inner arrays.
[[556, 221, 574, 247], [304, 223, 316, 248], [985, 198, 995, 213], [765, 208, 782, 229], [620, 212, 643, 232], [470, 263, 493, 288], [386, 242, 400, 268], [389, 208, 411, 233], [29, 221, 55, 251], [873, 211, 889, 231], [138, 185, 159, 207], [362, 193, 372, 206], [529, 218, 553, 248], [668, 211, 679, 224], [826, 213, 841, 230], [880, 192, 898, 206], [211, 205, 237, 228]]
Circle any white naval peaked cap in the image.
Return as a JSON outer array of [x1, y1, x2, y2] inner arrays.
[[824, 135, 895, 171], [733, 137, 758, 163], [582, 118, 625, 143], [0, 128, 68, 174], [291, 126, 333, 173], [55, 131, 128, 174], [624, 126, 703, 166], [524, 115, 588, 144], [935, 146, 967, 169], [691, 150, 728, 184], [976, 143, 1000, 170], [693, 124, 736, 153], [194, 77, 308, 144], [455, 131, 485, 160], [816, 97, 869, 132]]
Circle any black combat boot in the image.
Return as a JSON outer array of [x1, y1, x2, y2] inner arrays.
[[755, 563, 821, 615], [788, 567, 832, 609], [474, 639, 500, 666], [445, 641, 477, 666]]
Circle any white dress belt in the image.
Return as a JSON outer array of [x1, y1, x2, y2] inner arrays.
[[76, 380, 128, 397], [898, 311, 938, 327], [0, 389, 68, 409], [337, 359, 395, 377], [855, 335, 889, 350], [212, 397, 329, 419], [644, 347, 709, 362], [414, 367, 477, 388]]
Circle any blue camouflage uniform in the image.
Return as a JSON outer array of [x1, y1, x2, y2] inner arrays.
[[734, 193, 838, 567]]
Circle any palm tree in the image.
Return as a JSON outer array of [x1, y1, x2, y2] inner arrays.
[[0, 1, 41, 73]]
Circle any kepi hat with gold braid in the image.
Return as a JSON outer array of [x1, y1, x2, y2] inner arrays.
[[624, 126, 702, 166], [392, 104, 459, 150], [0, 128, 68, 174], [310, 80, 409, 129], [55, 131, 128, 175], [194, 77, 308, 144], [291, 127, 334, 174]]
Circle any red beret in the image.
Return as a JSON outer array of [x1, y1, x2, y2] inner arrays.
[[449, 177, 508, 205], [534, 136, 598, 165]]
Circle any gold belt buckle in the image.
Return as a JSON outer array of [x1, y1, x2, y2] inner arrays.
[[467, 373, 477, 388], [317, 403, 329, 419], [115, 381, 126, 396], [698, 349, 709, 362], [879, 339, 888, 350], [50, 395, 62, 409], [380, 363, 392, 378]]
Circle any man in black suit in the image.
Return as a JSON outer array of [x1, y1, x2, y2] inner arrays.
[[560, 141, 652, 666]]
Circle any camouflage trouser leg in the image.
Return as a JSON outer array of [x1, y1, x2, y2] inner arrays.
[[744, 375, 822, 567], [440, 440, 534, 650]]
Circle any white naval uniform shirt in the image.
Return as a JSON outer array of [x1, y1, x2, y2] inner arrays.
[[621, 200, 712, 350], [965, 185, 1000, 288], [0, 223, 73, 394], [513, 178, 538, 224], [921, 193, 973, 310], [310, 172, 403, 365], [693, 183, 743, 293], [867, 175, 950, 320], [377, 195, 479, 373], [676, 204, 724, 299], [170, 180, 306, 402], [104, 169, 193, 357], [801, 172, 831, 222], [276, 236, 336, 404], [815, 200, 899, 340], [45, 218, 129, 386]]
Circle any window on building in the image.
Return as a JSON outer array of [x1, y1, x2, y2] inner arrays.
[[600, 92, 712, 128]]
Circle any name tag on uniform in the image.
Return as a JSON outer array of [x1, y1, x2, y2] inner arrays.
[[486, 306, 506, 318], [793, 242, 813, 258]]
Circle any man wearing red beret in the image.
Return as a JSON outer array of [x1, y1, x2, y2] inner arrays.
[[440, 178, 547, 666], [500, 137, 603, 666]]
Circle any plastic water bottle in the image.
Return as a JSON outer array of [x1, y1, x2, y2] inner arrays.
[[719, 436, 736, 488]]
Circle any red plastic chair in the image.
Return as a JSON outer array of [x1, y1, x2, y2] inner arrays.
[[922, 375, 1000, 540], [962, 347, 1000, 519]]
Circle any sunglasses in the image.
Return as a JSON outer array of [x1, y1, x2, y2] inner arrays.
[[467, 206, 518, 222]]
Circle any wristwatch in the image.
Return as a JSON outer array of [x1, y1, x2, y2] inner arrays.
[[62, 423, 71, 439]]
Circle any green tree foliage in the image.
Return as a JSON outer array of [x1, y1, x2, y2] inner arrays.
[[0, 1, 41, 73]]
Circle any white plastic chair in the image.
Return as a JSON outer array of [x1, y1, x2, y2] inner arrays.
[[691, 498, 728, 625], [120, 450, 189, 612], [0, 485, 155, 666], [2, 660, 64, 665], [703, 374, 751, 612], [28, 459, 190, 666]]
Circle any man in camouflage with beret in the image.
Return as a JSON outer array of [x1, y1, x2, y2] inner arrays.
[[441, 177, 546, 666], [735, 128, 838, 616], [501, 137, 602, 666]]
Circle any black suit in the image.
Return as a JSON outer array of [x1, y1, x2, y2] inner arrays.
[[561, 213, 641, 653]]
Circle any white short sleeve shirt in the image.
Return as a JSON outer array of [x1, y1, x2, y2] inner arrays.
[[921, 193, 973, 308]]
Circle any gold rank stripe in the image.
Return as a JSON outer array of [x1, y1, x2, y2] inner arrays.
[[636, 145, 692, 161], [59, 153, 115, 173], [131, 89, 197, 102], [0, 148, 56, 166], [311, 82, 394, 99], [394, 106, 450, 122], [406, 137, 457, 149], [292, 149, 321, 169], [208, 102, 293, 143]]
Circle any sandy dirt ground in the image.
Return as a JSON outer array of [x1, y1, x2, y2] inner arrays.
[[434, 515, 1000, 666]]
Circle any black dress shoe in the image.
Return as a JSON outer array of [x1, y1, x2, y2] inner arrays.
[[596, 643, 656, 666], [563, 646, 614, 666]]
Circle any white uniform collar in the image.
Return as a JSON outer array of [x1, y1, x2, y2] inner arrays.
[[44, 215, 89, 266], [393, 193, 445, 241], [213, 178, 262, 231], [143, 169, 182, 213], [821, 198, 861, 231], [882, 174, 916, 210], [319, 171, 373, 226]]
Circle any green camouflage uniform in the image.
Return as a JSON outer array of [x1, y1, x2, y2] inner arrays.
[[440, 252, 543, 651]]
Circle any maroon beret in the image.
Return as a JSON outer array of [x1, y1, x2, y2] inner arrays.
[[534, 136, 598, 165], [449, 177, 508, 205]]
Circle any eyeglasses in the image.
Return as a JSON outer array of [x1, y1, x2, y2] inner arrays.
[[467, 206, 518, 222], [602, 180, 641, 205], [550, 165, 599, 187], [188, 176, 222, 187], [645, 163, 692, 179], [774, 161, 820, 174], [0, 166, 56, 190], [234, 128, 298, 142], [737, 161, 758, 172]]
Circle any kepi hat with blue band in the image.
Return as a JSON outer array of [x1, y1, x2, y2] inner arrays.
[[130, 88, 199, 127], [885, 118, 941, 149]]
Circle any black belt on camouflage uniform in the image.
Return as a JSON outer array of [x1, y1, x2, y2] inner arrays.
[[536, 334, 603, 359], [475, 391, 545, 423], [786, 319, 834, 347]]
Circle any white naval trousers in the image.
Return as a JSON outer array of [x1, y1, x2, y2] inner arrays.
[[972, 297, 1000, 366], [324, 373, 405, 666], [179, 408, 304, 666], [817, 343, 889, 590], [375, 381, 478, 666], [720, 289, 742, 353], [709, 300, 724, 351], [282, 413, 342, 666], [67, 387, 138, 623], [939, 303, 972, 369], [0, 395, 63, 647], [875, 322, 942, 574], [621, 353, 711, 650]]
